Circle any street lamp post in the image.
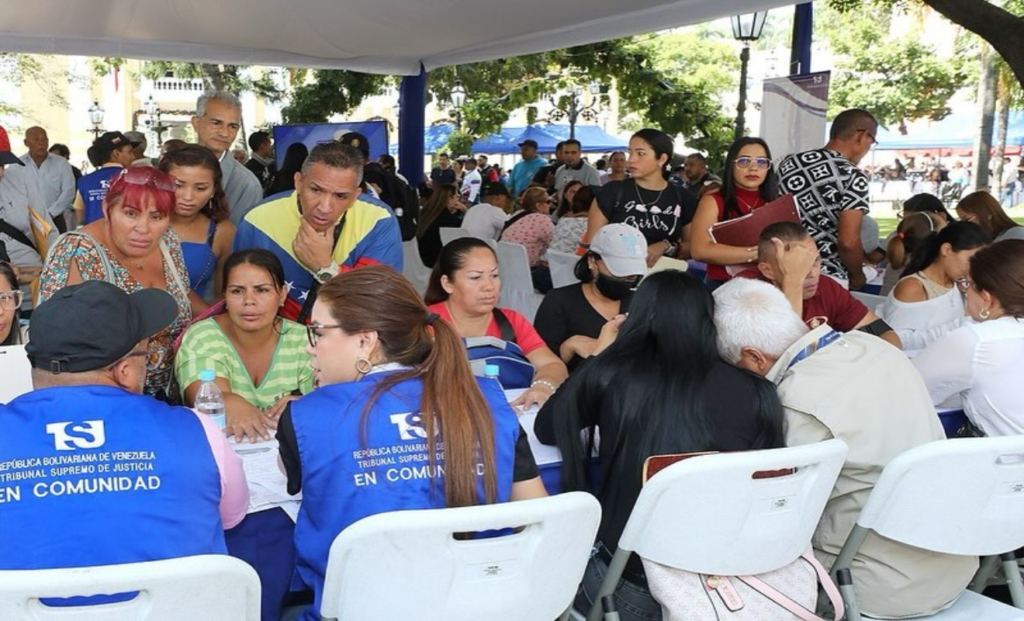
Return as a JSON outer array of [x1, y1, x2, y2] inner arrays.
[[143, 94, 170, 146], [731, 11, 768, 141], [549, 80, 602, 140], [450, 79, 467, 131], [88, 100, 105, 139]]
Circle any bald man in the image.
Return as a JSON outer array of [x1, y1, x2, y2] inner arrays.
[[20, 126, 75, 232]]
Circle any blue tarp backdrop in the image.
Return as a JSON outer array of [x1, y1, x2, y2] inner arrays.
[[471, 124, 628, 154], [273, 121, 389, 169], [875, 111, 1024, 151]]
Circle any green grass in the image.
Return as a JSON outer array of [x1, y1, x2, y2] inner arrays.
[[875, 215, 1024, 239]]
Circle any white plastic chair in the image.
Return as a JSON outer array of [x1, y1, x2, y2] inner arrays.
[[586, 439, 849, 621], [546, 249, 581, 289], [831, 436, 1024, 620], [0, 554, 261, 620], [440, 227, 472, 247], [496, 241, 543, 321], [319, 492, 602, 621], [402, 239, 433, 295], [850, 290, 885, 311]]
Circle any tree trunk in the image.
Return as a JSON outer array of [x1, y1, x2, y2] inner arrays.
[[923, 0, 1024, 98], [993, 87, 1010, 196], [973, 45, 997, 191]]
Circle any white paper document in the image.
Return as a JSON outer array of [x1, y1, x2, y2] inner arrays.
[[232, 439, 302, 520]]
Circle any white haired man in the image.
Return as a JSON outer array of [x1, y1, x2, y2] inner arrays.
[[192, 91, 263, 224], [711, 277, 976, 619]]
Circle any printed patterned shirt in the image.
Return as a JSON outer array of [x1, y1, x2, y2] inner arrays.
[[778, 148, 870, 279]]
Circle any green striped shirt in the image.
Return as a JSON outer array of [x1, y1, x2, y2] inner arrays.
[[175, 317, 313, 409]]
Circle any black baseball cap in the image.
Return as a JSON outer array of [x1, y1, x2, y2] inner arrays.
[[337, 131, 370, 159], [27, 281, 178, 374], [483, 182, 510, 197], [518, 139, 539, 149], [92, 131, 137, 162]]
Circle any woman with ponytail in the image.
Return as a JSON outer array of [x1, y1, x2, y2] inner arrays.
[[878, 220, 990, 350], [276, 265, 546, 621]]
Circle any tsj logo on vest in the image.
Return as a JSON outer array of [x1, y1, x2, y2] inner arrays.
[[45, 421, 106, 451]]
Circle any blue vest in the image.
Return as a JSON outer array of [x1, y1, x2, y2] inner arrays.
[[77, 167, 121, 224], [0, 385, 227, 570], [290, 372, 519, 618]]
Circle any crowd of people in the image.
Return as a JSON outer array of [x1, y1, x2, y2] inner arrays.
[[2, 95, 1024, 621]]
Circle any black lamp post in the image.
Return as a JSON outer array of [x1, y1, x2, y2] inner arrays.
[[88, 100, 105, 139], [731, 11, 768, 141], [450, 80, 467, 131], [143, 94, 171, 146], [549, 80, 603, 140]]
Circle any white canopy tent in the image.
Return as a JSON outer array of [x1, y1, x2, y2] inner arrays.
[[0, 0, 801, 75]]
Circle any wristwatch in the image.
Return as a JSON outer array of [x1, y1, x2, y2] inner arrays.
[[313, 261, 340, 284]]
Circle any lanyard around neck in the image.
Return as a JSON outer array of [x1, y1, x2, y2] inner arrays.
[[786, 330, 842, 371]]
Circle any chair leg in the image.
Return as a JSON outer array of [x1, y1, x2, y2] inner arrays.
[[1000, 552, 1024, 608], [586, 549, 631, 621], [969, 555, 1002, 593]]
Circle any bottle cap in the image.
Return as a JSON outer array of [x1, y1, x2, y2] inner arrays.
[[199, 369, 216, 383], [484, 364, 500, 377]]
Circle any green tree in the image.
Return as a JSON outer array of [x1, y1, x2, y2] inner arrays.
[[0, 53, 73, 118], [820, 3, 968, 132], [281, 69, 389, 124]]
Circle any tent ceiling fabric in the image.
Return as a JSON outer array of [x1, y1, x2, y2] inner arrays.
[[0, 0, 799, 75]]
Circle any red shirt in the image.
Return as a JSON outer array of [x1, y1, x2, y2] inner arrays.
[[707, 187, 767, 282], [735, 270, 869, 331], [429, 302, 547, 355]]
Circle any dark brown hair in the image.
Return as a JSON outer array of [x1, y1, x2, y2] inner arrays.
[[956, 191, 1020, 239], [970, 239, 1024, 318], [416, 183, 458, 238], [887, 212, 941, 270], [158, 144, 230, 222], [317, 265, 498, 507], [424, 237, 497, 305], [0, 262, 21, 346]]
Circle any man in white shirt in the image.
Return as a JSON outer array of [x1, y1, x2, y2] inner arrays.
[[554, 139, 600, 204], [20, 126, 75, 233], [712, 278, 977, 619], [462, 182, 511, 240], [192, 91, 263, 225], [460, 158, 482, 204]]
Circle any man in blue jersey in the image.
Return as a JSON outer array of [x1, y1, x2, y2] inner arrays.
[[234, 142, 402, 319], [0, 281, 248, 571], [73, 131, 137, 225]]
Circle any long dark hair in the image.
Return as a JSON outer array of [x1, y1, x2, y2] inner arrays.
[[158, 144, 230, 222], [318, 265, 498, 506], [631, 128, 674, 177], [903, 193, 954, 223], [416, 183, 458, 238], [956, 191, 1020, 239], [902, 220, 991, 277], [0, 262, 21, 346], [425, 237, 496, 305], [552, 269, 785, 491], [269, 142, 309, 195], [721, 137, 780, 221], [556, 180, 583, 218]]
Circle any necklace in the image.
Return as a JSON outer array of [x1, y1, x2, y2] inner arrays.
[[736, 194, 763, 213], [634, 180, 666, 207]]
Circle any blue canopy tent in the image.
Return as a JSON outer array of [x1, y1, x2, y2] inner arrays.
[[471, 123, 627, 154], [389, 123, 455, 155], [875, 111, 1024, 153]]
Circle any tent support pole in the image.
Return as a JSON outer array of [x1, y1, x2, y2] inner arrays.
[[790, 2, 813, 76], [398, 66, 428, 187]]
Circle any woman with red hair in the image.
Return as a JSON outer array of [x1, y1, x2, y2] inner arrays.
[[39, 166, 192, 402]]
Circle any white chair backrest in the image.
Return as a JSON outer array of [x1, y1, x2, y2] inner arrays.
[[619, 439, 848, 576], [546, 250, 581, 289], [0, 555, 260, 620], [320, 492, 601, 621], [401, 239, 432, 295], [0, 344, 32, 404], [855, 436, 1024, 556], [496, 241, 542, 321], [440, 227, 472, 247]]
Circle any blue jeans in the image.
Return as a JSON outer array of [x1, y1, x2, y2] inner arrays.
[[575, 543, 662, 621]]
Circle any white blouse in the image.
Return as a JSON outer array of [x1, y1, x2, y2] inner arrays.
[[878, 285, 967, 350], [912, 316, 1024, 436]]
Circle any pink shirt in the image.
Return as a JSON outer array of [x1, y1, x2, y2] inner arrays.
[[429, 302, 547, 355], [499, 213, 554, 266], [192, 410, 249, 529]]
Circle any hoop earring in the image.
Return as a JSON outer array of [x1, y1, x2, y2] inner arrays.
[[980, 308, 991, 320], [355, 357, 373, 374]]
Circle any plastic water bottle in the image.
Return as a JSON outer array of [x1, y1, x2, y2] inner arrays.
[[484, 364, 502, 389], [195, 369, 227, 430]]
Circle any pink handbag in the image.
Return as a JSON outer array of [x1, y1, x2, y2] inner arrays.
[[642, 548, 845, 621]]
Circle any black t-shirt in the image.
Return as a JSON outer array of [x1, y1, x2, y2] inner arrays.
[[276, 404, 539, 496], [596, 179, 697, 245], [533, 283, 631, 373], [533, 359, 781, 574], [416, 208, 463, 268], [431, 167, 456, 186]]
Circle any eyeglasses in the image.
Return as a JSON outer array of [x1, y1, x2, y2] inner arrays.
[[734, 156, 772, 170], [954, 278, 974, 294], [0, 290, 22, 310], [858, 129, 878, 146], [307, 322, 344, 347], [115, 167, 176, 193], [124, 347, 168, 372]]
